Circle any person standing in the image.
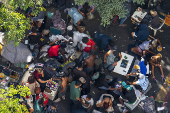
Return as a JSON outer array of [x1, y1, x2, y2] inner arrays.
[[81, 94, 94, 112], [54, 76, 68, 102], [70, 81, 82, 109]]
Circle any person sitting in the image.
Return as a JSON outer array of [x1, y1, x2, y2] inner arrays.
[[131, 39, 161, 56], [79, 37, 95, 52], [20, 100, 34, 113], [27, 27, 42, 50], [78, 2, 95, 17], [33, 68, 52, 92], [48, 43, 67, 63], [96, 94, 114, 113], [150, 54, 165, 81], [118, 82, 137, 107], [46, 102, 58, 113], [149, 10, 160, 28], [95, 73, 120, 91], [131, 24, 149, 41], [126, 73, 149, 92], [94, 33, 114, 52], [83, 50, 96, 75], [25, 76, 40, 103], [64, 7, 84, 32], [81, 94, 94, 112], [104, 49, 122, 71], [72, 31, 90, 47]]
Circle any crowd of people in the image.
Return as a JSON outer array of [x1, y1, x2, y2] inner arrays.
[[1, 0, 168, 113]]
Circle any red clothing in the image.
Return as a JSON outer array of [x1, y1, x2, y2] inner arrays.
[[33, 70, 42, 80], [48, 45, 61, 57], [83, 39, 95, 53], [36, 92, 48, 105]]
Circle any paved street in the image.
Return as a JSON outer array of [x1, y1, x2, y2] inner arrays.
[[0, 1, 170, 113]]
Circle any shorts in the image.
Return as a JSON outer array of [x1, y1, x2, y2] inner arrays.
[[138, 47, 142, 53]]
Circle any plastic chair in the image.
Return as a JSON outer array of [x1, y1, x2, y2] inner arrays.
[[149, 17, 165, 36]]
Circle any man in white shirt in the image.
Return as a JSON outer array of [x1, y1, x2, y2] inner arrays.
[[73, 31, 90, 47], [126, 73, 149, 91], [81, 94, 94, 112]]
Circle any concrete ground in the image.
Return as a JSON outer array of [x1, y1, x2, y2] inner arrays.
[[0, 1, 170, 113]]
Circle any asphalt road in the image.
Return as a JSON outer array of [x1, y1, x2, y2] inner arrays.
[[0, 1, 170, 113]]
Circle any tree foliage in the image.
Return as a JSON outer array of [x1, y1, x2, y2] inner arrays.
[[74, 0, 145, 27], [0, 0, 45, 46], [0, 85, 31, 113]]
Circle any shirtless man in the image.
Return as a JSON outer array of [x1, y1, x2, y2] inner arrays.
[[83, 50, 96, 75], [53, 76, 68, 102]]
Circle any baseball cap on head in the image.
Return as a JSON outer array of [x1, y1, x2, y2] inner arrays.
[[79, 77, 86, 83], [122, 81, 132, 90]]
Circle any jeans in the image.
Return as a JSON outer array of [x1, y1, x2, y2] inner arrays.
[[104, 63, 114, 71], [119, 17, 127, 25]]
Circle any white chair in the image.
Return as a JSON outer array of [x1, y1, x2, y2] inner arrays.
[[149, 17, 165, 36]]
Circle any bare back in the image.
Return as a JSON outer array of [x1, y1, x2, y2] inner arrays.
[[85, 55, 96, 68]]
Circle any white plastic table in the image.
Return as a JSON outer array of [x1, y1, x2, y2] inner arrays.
[[113, 52, 134, 76]]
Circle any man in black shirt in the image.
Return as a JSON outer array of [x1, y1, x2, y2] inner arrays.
[[119, 82, 137, 106], [72, 62, 87, 81], [95, 73, 119, 91]]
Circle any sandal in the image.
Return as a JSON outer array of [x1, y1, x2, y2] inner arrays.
[[161, 75, 165, 81], [153, 77, 156, 82]]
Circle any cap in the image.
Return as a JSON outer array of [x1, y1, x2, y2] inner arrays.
[[105, 75, 113, 80], [122, 81, 132, 90], [138, 73, 144, 79], [92, 72, 99, 80], [79, 77, 86, 83], [134, 65, 140, 70]]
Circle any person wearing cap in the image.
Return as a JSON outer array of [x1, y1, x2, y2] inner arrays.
[[126, 72, 149, 91], [95, 73, 120, 91], [79, 77, 91, 95], [79, 37, 95, 53], [104, 49, 122, 71], [131, 38, 162, 56], [70, 81, 82, 109], [118, 81, 137, 107]]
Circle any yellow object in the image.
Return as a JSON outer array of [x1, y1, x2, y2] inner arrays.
[[157, 46, 162, 52], [134, 65, 140, 70], [25, 64, 31, 68], [0, 73, 4, 78], [157, 53, 162, 57], [0, 44, 3, 55], [165, 15, 170, 26]]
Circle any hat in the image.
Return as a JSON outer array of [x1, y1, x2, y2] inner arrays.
[[138, 73, 144, 79], [134, 65, 140, 70], [92, 72, 99, 80], [150, 10, 157, 17], [105, 75, 113, 80], [79, 77, 86, 83], [151, 39, 157, 45], [122, 81, 132, 90]]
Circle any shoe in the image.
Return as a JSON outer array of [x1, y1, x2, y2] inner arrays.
[[153, 77, 156, 82], [54, 98, 61, 102], [161, 75, 165, 81], [62, 95, 65, 100]]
